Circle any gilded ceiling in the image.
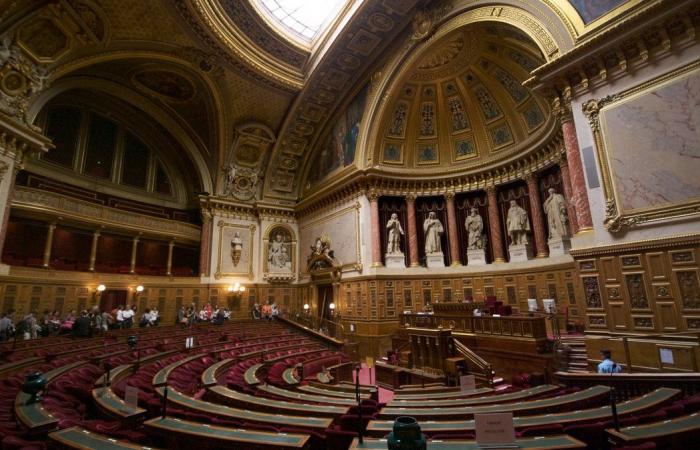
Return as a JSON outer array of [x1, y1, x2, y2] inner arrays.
[[373, 24, 551, 173], [0, 0, 659, 207]]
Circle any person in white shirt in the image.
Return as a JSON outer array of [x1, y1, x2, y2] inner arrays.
[[116, 306, 125, 329], [122, 306, 134, 328], [150, 308, 159, 326]]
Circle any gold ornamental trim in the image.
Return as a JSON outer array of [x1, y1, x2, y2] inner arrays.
[[570, 233, 700, 258], [582, 60, 700, 233]]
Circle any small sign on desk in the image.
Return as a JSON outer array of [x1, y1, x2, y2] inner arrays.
[[460, 374, 476, 391], [124, 386, 139, 408], [475, 412, 517, 448]]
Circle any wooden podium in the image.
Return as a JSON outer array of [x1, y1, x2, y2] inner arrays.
[[408, 327, 453, 374]]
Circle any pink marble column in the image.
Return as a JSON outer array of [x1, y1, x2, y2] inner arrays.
[[526, 174, 548, 258], [486, 187, 505, 263], [199, 214, 212, 277], [560, 108, 593, 230], [559, 160, 579, 234], [405, 194, 419, 267], [368, 190, 382, 268], [444, 192, 461, 266]]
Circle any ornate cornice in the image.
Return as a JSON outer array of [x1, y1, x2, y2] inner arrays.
[[526, 0, 698, 99], [570, 233, 700, 258], [0, 111, 52, 165], [12, 186, 201, 242], [199, 195, 298, 223], [295, 133, 566, 215]]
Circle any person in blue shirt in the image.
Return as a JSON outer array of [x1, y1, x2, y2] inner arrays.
[[598, 349, 622, 373]]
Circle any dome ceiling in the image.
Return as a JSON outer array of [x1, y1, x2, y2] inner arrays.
[[373, 24, 551, 175]]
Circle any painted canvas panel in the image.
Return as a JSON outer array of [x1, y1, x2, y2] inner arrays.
[[308, 84, 369, 185], [600, 67, 700, 213], [568, 0, 628, 24]]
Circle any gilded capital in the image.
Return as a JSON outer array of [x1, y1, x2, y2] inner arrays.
[[367, 189, 380, 202], [405, 193, 416, 203], [444, 191, 455, 201], [551, 96, 573, 124]]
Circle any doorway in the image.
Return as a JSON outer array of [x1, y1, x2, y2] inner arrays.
[[100, 289, 128, 313], [316, 284, 333, 321]]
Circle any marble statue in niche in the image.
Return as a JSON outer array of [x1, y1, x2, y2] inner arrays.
[[544, 188, 569, 239], [506, 200, 530, 245], [465, 207, 485, 250], [423, 212, 444, 255], [465, 207, 487, 266], [231, 232, 242, 267], [268, 231, 291, 272], [385, 213, 406, 268], [386, 214, 404, 255]]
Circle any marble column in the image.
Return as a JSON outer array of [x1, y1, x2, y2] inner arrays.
[[42, 222, 57, 268], [555, 98, 593, 230], [0, 165, 19, 257], [405, 194, 419, 267], [525, 174, 548, 258], [558, 160, 579, 234], [486, 187, 505, 263], [88, 229, 101, 272], [166, 240, 175, 276], [444, 192, 461, 266], [368, 190, 382, 268], [199, 213, 212, 277], [129, 235, 140, 274]]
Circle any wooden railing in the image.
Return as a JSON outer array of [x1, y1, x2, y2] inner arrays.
[[400, 313, 548, 341], [555, 371, 700, 401], [453, 339, 494, 387]]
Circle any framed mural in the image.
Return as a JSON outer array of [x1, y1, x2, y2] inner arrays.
[[299, 203, 361, 274], [308, 84, 369, 186], [214, 221, 255, 279], [583, 61, 700, 232], [568, 0, 629, 24]]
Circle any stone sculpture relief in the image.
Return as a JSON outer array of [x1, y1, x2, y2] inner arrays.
[[386, 213, 404, 255], [506, 200, 530, 245], [543, 188, 569, 239], [464, 207, 485, 249], [423, 212, 443, 255]]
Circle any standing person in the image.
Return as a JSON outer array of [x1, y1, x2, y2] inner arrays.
[[598, 350, 622, 374], [271, 301, 279, 321], [73, 310, 92, 338], [151, 307, 160, 326], [21, 311, 39, 340], [0, 312, 13, 341], [139, 308, 151, 327], [90, 306, 103, 334], [101, 309, 113, 331], [116, 305, 125, 329], [262, 301, 272, 321], [122, 305, 134, 328], [61, 310, 76, 333], [177, 306, 185, 325], [252, 303, 261, 320]]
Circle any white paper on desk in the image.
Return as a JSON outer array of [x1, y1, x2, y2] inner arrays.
[[475, 412, 516, 446], [124, 386, 139, 408], [660, 348, 674, 364], [460, 375, 476, 391]]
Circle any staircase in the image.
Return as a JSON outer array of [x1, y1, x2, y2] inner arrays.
[[560, 335, 588, 372]]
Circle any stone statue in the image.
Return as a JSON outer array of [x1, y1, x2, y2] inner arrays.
[[543, 188, 569, 239], [268, 233, 289, 270], [506, 200, 530, 245], [223, 163, 236, 194], [464, 207, 484, 249], [423, 211, 443, 254], [231, 232, 243, 266], [386, 213, 404, 255]]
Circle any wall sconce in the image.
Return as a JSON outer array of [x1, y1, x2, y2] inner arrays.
[[94, 284, 106, 302], [133, 285, 144, 302], [228, 283, 246, 298], [303, 303, 310, 315], [329, 302, 336, 317]]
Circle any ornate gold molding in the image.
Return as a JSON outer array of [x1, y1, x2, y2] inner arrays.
[[12, 186, 201, 241], [582, 60, 700, 233]]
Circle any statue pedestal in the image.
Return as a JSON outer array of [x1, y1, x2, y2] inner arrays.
[[466, 248, 486, 266], [385, 254, 406, 269], [548, 237, 571, 256], [426, 253, 445, 268], [509, 244, 533, 262]]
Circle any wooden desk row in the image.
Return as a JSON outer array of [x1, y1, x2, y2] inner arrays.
[[349, 435, 585, 449], [387, 385, 559, 407], [366, 387, 680, 436]]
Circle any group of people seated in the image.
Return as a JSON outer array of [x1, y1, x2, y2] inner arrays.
[[0, 304, 163, 341], [251, 300, 279, 321], [176, 303, 231, 327]]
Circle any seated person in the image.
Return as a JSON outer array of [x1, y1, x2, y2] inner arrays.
[[597, 349, 622, 374]]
